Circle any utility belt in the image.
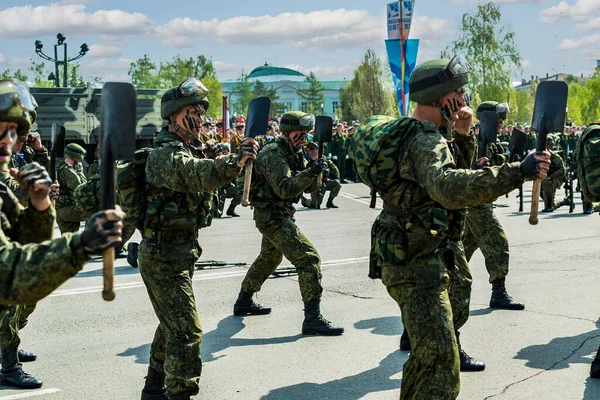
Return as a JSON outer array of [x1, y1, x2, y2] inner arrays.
[[251, 199, 295, 209], [142, 227, 198, 245]]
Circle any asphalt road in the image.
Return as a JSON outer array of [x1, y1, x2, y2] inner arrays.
[[2, 182, 600, 400]]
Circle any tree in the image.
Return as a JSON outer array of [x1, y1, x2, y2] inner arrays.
[[296, 72, 325, 114], [448, 2, 521, 102], [29, 61, 54, 88], [344, 49, 394, 121], [252, 80, 284, 116], [231, 71, 253, 117], [514, 90, 533, 125], [0, 69, 28, 82]]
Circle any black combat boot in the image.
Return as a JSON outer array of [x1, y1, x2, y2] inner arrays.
[[456, 332, 485, 372], [591, 348, 600, 378], [226, 204, 240, 217], [17, 349, 36, 362], [127, 242, 139, 268], [141, 367, 167, 400], [168, 394, 191, 400], [301, 300, 344, 336], [233, 290, 271, 316], [490, 278, 525, 310], [399, 328, 411, 351], [0, 344, 42, 388], [326, 197, 339, 209]]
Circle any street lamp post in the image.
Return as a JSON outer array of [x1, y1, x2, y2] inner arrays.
[[35, 33, 88, 87]]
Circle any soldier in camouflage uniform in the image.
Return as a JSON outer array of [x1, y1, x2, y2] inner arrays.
[[329, 124, 347, 183], [138, 78, 258, 400], [541, 134, 566, 212], [301, 143, 341, 209], [0, 79, 124, 389], [56, 143, 89, 233], [350, 57, 550, 399], [233, 111, 344, 336], [462, 101, 525, 310]]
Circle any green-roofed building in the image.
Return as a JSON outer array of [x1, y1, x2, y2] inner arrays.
[[221, 63, 348, 117]]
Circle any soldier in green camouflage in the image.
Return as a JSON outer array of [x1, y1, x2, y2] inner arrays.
[[462, 101, 525, 310], [541, 134, 566, 212], [349, 56, 550, 399], [233, 110, 344, 336], [329, 123, 347, 183], [301, 143, 341, 209], [0, 78, 124, 389], [138, 78, 258, 400], [56, 143, 89, 233]]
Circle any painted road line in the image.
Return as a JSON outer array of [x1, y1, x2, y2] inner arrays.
[[49, 256, 370, 298], [0, 388, 60, 400], [338, 192, 383, 209]]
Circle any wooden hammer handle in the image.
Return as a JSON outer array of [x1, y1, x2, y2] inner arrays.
[[529, 179, 541, 225], [102, 248, 116, 301], [241, 159, 253, 207]]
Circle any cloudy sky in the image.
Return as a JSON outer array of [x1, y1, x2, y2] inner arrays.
[[0, 0, 597, 84]]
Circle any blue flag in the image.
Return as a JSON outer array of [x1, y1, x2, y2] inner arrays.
[[386, 38, 419, 116]]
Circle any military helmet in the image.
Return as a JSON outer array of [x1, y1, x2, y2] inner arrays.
[[279, 111, 314, 133], [476, 101, 510, 120], [546, 134, 556, 146], [65, 143, 86, 160], [161, 78, 210, 120], [0, 79, 35, 139], [409, 55, 471, 105]]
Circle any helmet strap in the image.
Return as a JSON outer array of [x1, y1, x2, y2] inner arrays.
[[170, 123, 197, 142]]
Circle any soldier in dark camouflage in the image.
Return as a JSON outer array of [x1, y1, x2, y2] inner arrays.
[[301, 143, 341, 209], [0, 79, 124, 390], [138, 78, 258, 400], [350, 56, 550, 399], [233, 110, 344, 336], [541, 134, 566, 212], [56, 143, 89, 233]]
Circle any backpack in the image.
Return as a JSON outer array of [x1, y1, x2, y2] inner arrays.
[[347, 116, 425, 191], [575, 124, 600, 202], [117, 148, 153, 231]]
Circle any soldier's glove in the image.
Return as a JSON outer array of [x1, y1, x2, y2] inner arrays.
[[205, 139, 223, 159], [236, 138, 259, 168], [9, 162, 52, 202], [49, 181, 60, 201], [81, 209, 124, 255], [520, 151, 551, 181], [309, 158, 326, 175]]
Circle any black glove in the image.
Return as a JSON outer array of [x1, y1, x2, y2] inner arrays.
[[236, 139, 259, 167], [81, 210, 123, 255], [309, 158, 326, 175], [14, 162, 52, 201], [520, 151, 545, 180]]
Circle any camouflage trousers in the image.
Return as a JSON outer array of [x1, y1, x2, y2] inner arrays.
[[56, 207, 88, 233], [217, 182, 242, 216], [541, 178, 564, 210], [139, 240, 202, 397], [241, 216, 323, 302], [378, 225, 471, 399], [309, 180, 341, 208], [0, 303, 36, 347], [463, 202, 509, 283]]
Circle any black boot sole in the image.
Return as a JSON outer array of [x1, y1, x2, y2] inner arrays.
[[591, 361, 600, 378], [233, 307, 272, 316], [460, 364, 486, 372], [301, 328, 344, 336], [0, 378, 43, 389], [141, 390, 168, 400], [489, 301, 525, 310]]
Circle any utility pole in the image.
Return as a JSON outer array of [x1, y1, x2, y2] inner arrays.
[[35, 33, 88, 87]]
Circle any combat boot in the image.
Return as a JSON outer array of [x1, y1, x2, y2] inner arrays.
[[141, 366, 167, 400], [456, 333, 485, 372], [0, 344, 42, 388], [168, 394, 191, 400], [302, 300, 344, 336], [326, 197, 339, 209], [399, 328, 411, 351], [233, 290, 271, 316], [490, 278, 525, 310], [17, 349, 36, 362], [127, 242, 139, 268], [226, 204, 240, 217], [590, 348, 600, 378]]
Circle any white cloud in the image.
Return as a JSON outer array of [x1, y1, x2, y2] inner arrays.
[[59, 0, 95, 3], [453, 0, 544, 4], [521, 59, 533, 69], [576, 16, 600, 32], [151, 9, 452, 52], [86, 44, 122, 58], [282, 63, 359, 80], [214, 61, 239, 75], [98, 35, 128, 46], [0, 4, 153, 38], [540, 0, 600, 24], [556, 34, 600, 50]]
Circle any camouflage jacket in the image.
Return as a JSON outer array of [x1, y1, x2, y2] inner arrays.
[[323, 157, 340, 182], [8, 145, 50, 172], [547, 151, 565, 182], [144, 129, 242, 259], [0, 182, 88, 304], [329, 133, 346, 158], [0, 163, 27, 206], [57, 159, 87, 207], [74, 160, 100, 214], [250, 137, 320, 227]]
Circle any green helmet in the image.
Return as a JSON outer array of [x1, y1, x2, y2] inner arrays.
[[409, 55, 471, 105], [65, 143, 86, 160], [160, 78, 210, 120], [0, 79, 35, 139], [476, 101, 510, 120], [279, 111, 314, 133], [546, 134, 556, 146]]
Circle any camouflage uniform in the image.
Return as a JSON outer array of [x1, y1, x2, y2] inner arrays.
[[2, 144, 50, 206], [56, 159, 88, 233], [241, 136, 322, 299], [541, 152, 565, 211], [353, 115, 525, 399], [139, 128, 242, 397], [305, 157, 341, 208], [330, 132, 347, 181]]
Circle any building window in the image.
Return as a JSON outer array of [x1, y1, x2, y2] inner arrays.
[[300, 102, 308, 113], [282, 102, 292, 112], [332, 101, 341, 114]]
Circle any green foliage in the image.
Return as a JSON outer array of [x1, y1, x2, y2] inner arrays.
[[0, 69, 28, 82], [252, 80, 285, 116], [567, 70, 600, 125], [128, 54, 224, 118], [296, 72, 325, 114], [448, 2, 521, 102], [231, 71, 253, 117], [29, 61, 54, 88], [514, 90, 533, 125]]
